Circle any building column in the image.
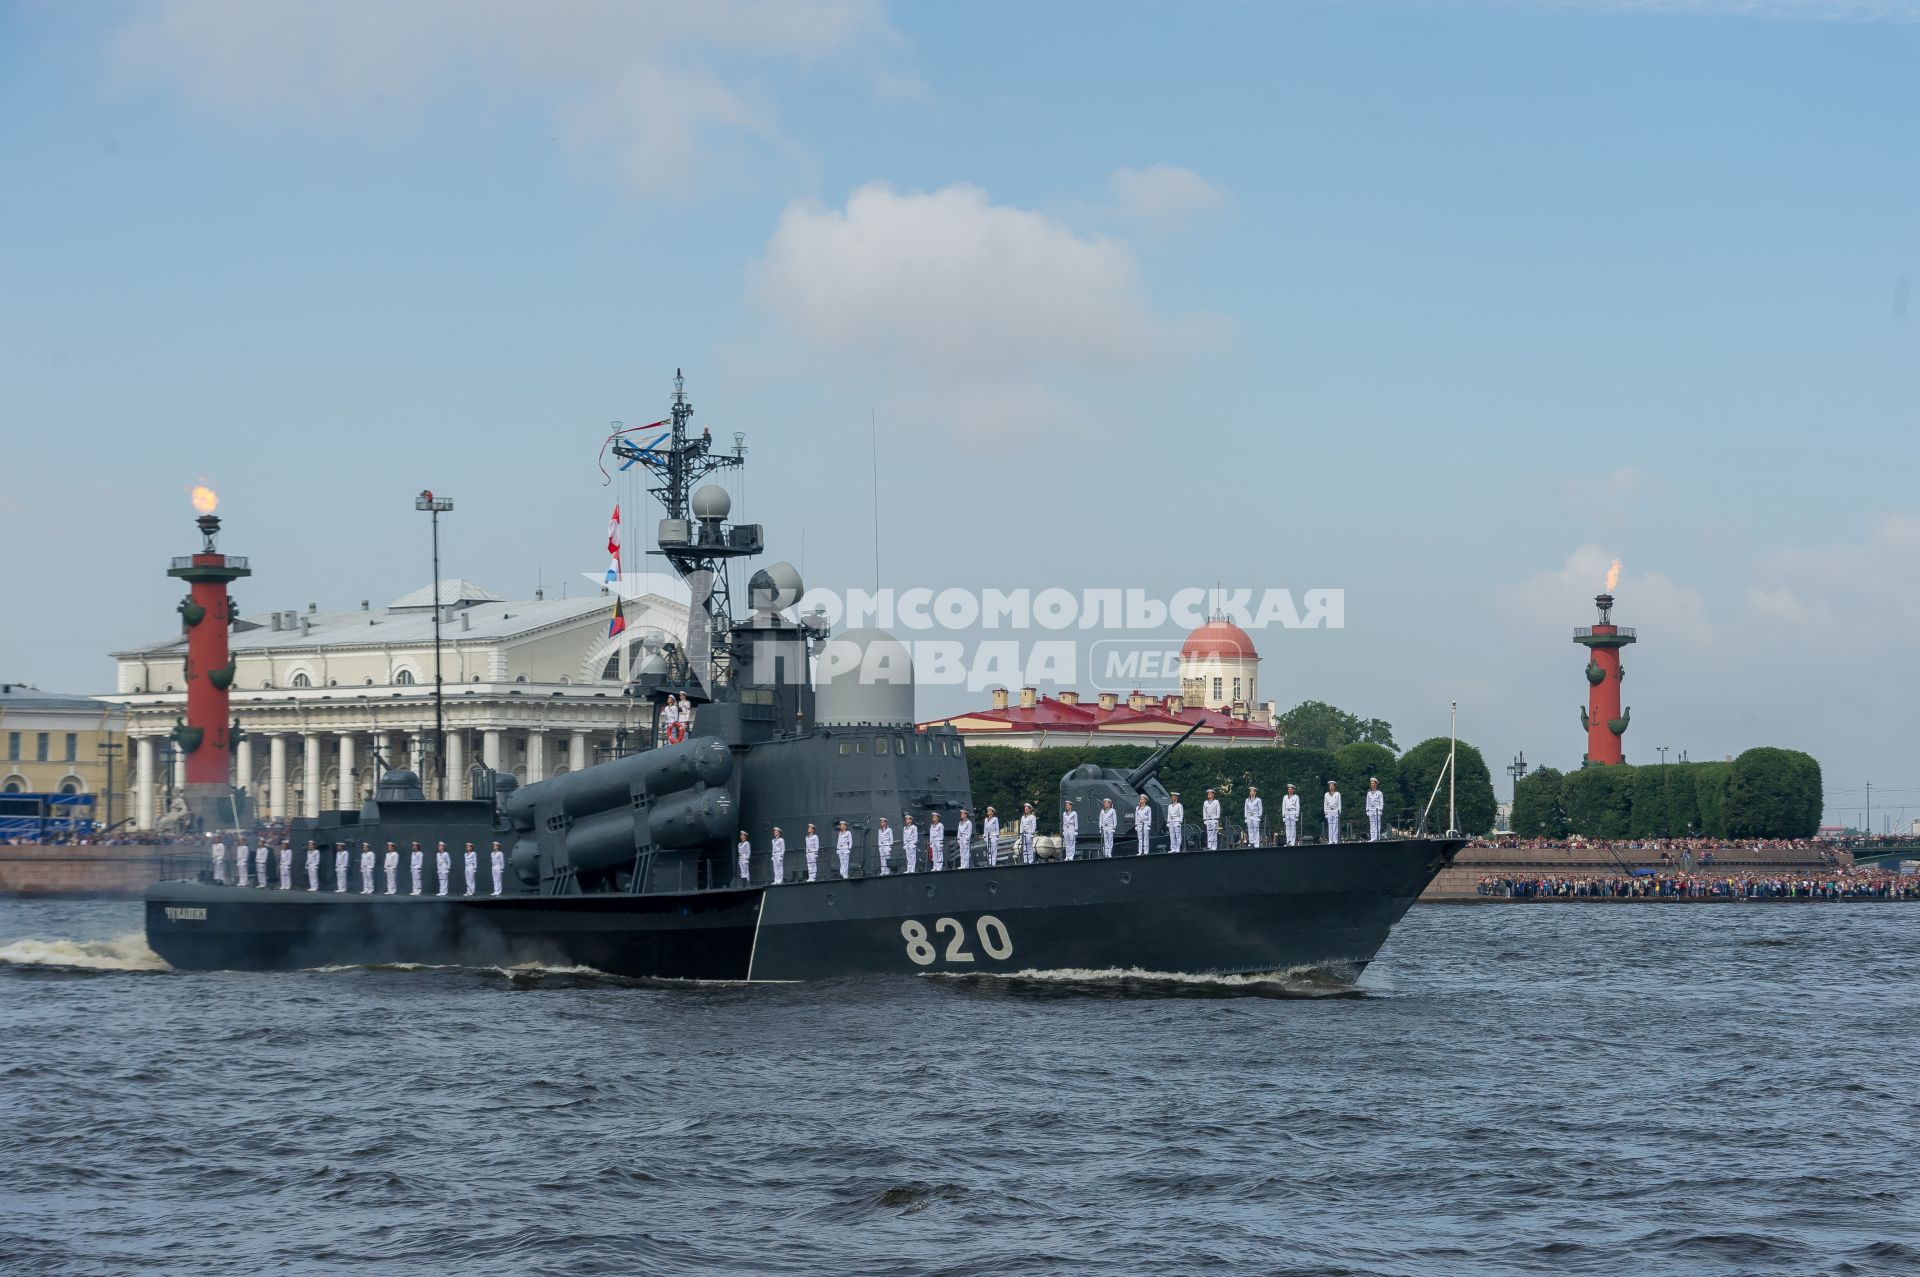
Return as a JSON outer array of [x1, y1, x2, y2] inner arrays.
[[526, 731, 545, 783], [569, 729, 588, 773], [447, 732, 466, 800], [304, 732, 323, 818], [135, 736, 156, 830], [482, 729, 502, 775], [338, 733, 356, 810], [269, 734, 288, 820], [235, 734, 255, 800], [373, 731, 390, 777]]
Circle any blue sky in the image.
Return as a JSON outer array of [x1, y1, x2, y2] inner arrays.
[[2, 1, 1915, 824]]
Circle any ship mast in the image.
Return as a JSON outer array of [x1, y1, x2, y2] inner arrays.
[[612, 370, 754, 693]]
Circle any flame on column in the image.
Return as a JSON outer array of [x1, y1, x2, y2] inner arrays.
[[1604, 558, 1621, 592], [190, 484, 218, 515]]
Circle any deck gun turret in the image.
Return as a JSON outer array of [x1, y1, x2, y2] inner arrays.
[[1057, 720, 1204, 854]]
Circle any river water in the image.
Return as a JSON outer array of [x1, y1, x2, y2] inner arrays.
[[2, 898, 1915, 1277]]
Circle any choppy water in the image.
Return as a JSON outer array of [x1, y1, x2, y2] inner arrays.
[[2, 898, 1916, 1277]]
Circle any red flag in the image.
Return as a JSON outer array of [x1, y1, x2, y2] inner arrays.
[[607, 503, 622, 557]]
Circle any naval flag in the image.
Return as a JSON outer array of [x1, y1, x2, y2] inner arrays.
[[607, 503, 621, 556], [609, 597, 627, 639]]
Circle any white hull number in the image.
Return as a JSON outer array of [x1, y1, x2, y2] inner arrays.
[[901, 915, 1013, 966]]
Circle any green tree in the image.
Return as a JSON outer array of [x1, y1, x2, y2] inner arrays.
[[1726, 747, 1824, 838], [1335, 742, 1401, 818], [1563, 765, 1635, 837], [1690, 761, 1731, 837], [1275, 700, 1398, 752], [1395, 737, 1497, 834], [1510, 766, 1569, 838], [1660, 763, 1700, 836]]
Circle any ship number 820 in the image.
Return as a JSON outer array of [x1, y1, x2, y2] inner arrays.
[[901, 915, 1013, 966]]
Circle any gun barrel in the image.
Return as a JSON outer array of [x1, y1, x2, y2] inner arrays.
[[1122, 719, 1205, 789]]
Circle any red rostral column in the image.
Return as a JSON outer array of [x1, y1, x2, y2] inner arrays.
[[1573, 593, 1635, 765], [167, 497, 251, 823]]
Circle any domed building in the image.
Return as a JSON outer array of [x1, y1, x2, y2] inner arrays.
[[922, 616, 1280, 749], [1178, 616, 1264, 717]]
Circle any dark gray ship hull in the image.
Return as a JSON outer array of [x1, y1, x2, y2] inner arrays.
[[144, 838, 1463, 981]]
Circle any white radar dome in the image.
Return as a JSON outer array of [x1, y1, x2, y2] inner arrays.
[[691, 485, 731, 520], [748, 561, 804, 614], [814, 627, 915, 727]]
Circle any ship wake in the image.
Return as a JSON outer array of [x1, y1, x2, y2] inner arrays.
[[929, 965, 1367, 999], [0, 932, 171, 973]]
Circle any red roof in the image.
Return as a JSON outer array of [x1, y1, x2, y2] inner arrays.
[[1180, 619, 1257, 662], [925, 692, 1276, 739]]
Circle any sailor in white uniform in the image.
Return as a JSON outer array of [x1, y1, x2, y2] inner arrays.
[[1323, 781, 1342, 845], [1098, 799, 1117, 857], [463, 842, 479, 896], [277, 842, 293, 891], [804, 824, 820, 882], [409, 841, 424, 896], [1134, 794, 1152, 854], [1018, 804, 1037, 865], [677, 694, 694, 732], [210, 838, 228, 884], [1202, 789, 1221, 851], [234, 840, 250, 887], [1365, 778, 1385, 842], [435, 842, 452, 896], [1166, 793, 1185, 853], [1281, 785, 1301, 847], [769, 828, 786, 885], [875, 818, 894, 875], [902, 815, 920, 874], [737, 831, 753, 884], [984, 807, 1001, 867], [957, 811, 974, 871], [383, 843, 400, 894], [834, 821, 853, 879], [254, 842, 271, 888], [929, 812, 946, 872], [659, 697, 679, 739], [360, 842, 377, 893], [490, 841, 506, 896], [1061, 801, 1079, 862], [1244, 787, 1264, 847], [334, 841, 350, 893], [304, 840, 321, 892]]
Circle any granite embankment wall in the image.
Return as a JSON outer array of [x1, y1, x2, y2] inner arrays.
[[1423, 844, 1839, 900], [0, 845, 200, 897]]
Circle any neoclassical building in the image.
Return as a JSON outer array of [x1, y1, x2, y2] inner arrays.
[[112, 581, 685, 829]]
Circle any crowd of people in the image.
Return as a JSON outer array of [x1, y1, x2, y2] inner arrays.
[[1469, 835, 1839, 860], [205, 836, 508, 897], [1475, 869, 1918, 901]]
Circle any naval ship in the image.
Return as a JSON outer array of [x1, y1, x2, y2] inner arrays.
[[145, 375, 1465, 981]]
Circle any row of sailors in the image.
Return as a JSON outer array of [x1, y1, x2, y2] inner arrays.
[[210, 839, 507, 897], [739, 777, 1392, 884]]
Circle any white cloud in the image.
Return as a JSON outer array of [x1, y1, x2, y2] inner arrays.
[[1498, 544, 1714, 647], [1107, 165, 1228, 227], [754, 180, 1225, 384], [1746, 514, 1920, 644], [106, 0, 904, 196]]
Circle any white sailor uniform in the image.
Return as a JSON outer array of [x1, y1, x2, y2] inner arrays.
[[1166, 801, 1185, 853], [957, 818, 973, 870], [877, 825, 894, 875], [360, 847, 377, 893], [1098, 805, 1117, 857], [1061, 809, 1079, 861], [1282, 793, 1301, 846], [409, 846, 424, 896], [1019, 812, 1037, 864], [490, 845, 506, 897], [805, 832, 820, 882], [335, 845, 350, 893], [435, 847, 451, 896], [1244, 795, 1264, 847], [834, 828, 853, 879], [277, 845, 292, 891], [305, 844, 321, 892], [1366, 788, 1385, 842], [1324, 790, 1342, 845], [1202, 797, 1221, 850], [929, 819, 946, 872], [463, 846, 478, 896], [902, 823, 919, 874], [383, 847, 400, 894], [211, 840, 228, 884], [1134, 803, 1152, 854], [984, 815, 1001, 866]]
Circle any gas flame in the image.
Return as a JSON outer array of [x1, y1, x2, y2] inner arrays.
[[190, 484, 218, 515], [1604, 558, 1621, 592]]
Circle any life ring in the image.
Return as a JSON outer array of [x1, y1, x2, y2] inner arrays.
[[665, 721, 687, 744]]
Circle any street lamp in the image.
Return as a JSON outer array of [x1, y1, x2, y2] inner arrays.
[[1657, 746, 1669, 766], [414, 490, 453, 800]]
